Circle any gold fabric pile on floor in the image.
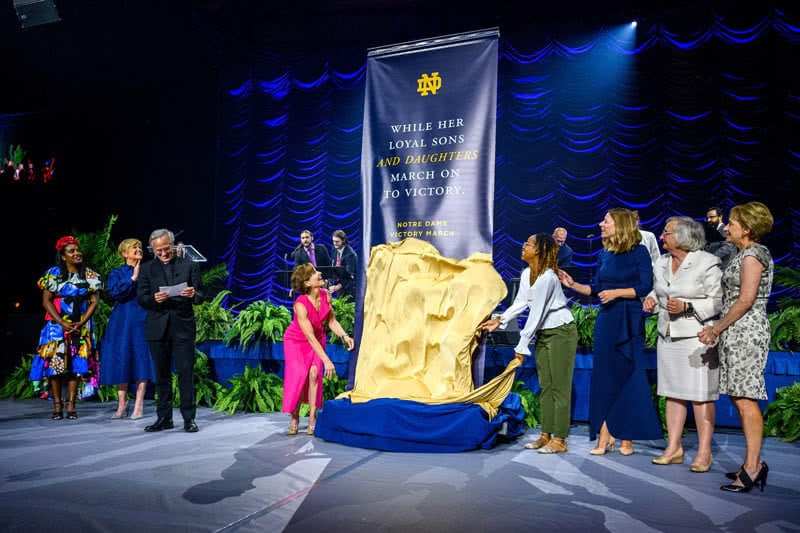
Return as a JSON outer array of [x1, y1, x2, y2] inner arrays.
[[343, 238, 522, 418]]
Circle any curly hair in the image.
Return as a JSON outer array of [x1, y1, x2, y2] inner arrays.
[[291, 263, 316, 295], [528, 233, 559, 284], [603, 208, 642, 254]]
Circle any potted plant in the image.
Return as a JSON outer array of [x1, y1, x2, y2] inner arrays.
[[209, 300, 292, 385]]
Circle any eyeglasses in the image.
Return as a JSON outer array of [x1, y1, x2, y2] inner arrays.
[[661, 231, 675, 236]]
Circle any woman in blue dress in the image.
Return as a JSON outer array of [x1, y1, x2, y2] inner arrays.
[[99, 238, 154, 419], [559, 208, 662, 455], [32, 235, 103, 420]]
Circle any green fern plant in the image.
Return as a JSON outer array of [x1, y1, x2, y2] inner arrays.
[[764, 382, 800, 442], [161, 350, 223, 408], [213, 365, 284, 414], [329, 295, 355, 346], [768, 266, 800, 351], [512, 380, 541, 429], [570, 303, 598, 349], [644, 314, 658, 349], [73, 214, 123, 280], [201, 263, 231, 297], [194, 289, 234, 343], [769, 307, 800, 351], [8, 144, 27, 165], [95, 384, 118, 403], [0, 354, 38, 399], [224, 300, 291, 349]]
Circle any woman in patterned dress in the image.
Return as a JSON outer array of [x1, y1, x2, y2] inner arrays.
[[282, 264, 355, 435], [698, 201, 773, 493], [31, 236, 103, 420]]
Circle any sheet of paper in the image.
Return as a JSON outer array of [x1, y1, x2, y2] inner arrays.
[[159, 282, 188, 297]]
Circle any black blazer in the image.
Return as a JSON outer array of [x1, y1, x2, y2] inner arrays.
[[137, 257, 204, 341], [292, 243, 331, 267], [331, 245, 357, 298]]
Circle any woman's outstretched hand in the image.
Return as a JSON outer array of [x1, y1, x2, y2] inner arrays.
[[479, 318, 500, 333]]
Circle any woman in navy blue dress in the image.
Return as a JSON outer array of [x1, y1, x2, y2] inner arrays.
[[559, 208, 662, 455], [99, 238, 154, 419]]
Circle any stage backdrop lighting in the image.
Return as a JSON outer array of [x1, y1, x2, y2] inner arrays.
[[13, 0, 61, 29]]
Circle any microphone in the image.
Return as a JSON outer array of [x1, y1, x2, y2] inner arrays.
[[587, 233, 595, 238]]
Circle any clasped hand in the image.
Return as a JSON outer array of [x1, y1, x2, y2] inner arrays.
[[697, 326, 717, 345]]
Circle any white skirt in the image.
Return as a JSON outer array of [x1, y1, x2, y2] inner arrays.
[[656, 335, 720, 402]]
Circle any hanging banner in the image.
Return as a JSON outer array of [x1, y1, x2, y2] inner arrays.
[[349, 29, 499, 386], [361, 28, 499, 260]]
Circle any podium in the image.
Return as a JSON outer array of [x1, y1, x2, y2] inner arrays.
[[176, 244, 207, 262]]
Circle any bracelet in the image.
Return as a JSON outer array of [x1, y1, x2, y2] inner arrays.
[[709, 327, 719, 337]]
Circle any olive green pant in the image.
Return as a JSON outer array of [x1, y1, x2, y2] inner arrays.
[[535, 322, 578, 439]]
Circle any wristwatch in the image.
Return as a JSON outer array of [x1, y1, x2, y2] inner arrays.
[[685, 302, 694, 317]]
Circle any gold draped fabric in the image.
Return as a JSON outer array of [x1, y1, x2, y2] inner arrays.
[[341, 238, 521, 419]]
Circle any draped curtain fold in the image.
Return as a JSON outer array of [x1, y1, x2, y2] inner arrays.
[[217, 9, 799, 308]]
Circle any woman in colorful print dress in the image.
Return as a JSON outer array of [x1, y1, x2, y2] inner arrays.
[[31, 235, 103, 420]]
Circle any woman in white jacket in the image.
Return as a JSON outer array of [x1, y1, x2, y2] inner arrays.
[[643, 217, 722, 472]]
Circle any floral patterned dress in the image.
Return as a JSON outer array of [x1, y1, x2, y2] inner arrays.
[[30, 266, 103, 381], [718, 244, 773, 400]]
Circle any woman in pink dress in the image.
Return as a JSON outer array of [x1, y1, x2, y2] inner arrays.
[[283, 264, 355, 435]]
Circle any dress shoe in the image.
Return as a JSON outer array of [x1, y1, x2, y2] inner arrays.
[[652, 448, 684, 465], [720, 462, 768, 493], [144, 417, 174, 432], [130, 414, 144, 420], [589, 438, 615, 455], [689, 455, 713, 473], [184, 420, 199, 433]]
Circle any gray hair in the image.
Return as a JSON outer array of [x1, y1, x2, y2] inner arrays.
[[666, 216, 705, 252], [149, 228, 175, 245]]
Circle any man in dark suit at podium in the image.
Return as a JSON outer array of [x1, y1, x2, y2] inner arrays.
[[292, 229, 330, 268], [329, 229, 357, 299], [137, 228, 204, 433]]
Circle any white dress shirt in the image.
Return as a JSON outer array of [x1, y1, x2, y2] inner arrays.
[[498, 268, 573, 355]]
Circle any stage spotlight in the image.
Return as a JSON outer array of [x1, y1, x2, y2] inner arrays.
[[13, 0, 61, 29], [631, 21, 637, 28]]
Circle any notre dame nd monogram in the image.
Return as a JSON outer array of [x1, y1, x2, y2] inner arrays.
[[417, 72, 442, 96]]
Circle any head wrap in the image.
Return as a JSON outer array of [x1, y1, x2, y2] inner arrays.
[[55, 235, 80, 252]]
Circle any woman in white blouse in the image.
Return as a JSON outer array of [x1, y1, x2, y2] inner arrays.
[[480, 233, 578, 453], [643, 217, 722, 472]]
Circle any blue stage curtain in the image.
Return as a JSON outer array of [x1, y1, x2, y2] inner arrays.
[[216, 8, 799, 310]]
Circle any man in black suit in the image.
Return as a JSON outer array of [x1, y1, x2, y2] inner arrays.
[[291, 229, 330, 268], [329, 229, 358, 300], [137, 228, 204, 433]]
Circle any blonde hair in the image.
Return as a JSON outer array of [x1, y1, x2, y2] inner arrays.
[[118, 238, 142, 256], [730, 201, 773, 242], [291, 264, 316, 295], [603, 208, 642, 254]]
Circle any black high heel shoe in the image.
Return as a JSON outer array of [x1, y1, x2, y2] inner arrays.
[[724, 465, 743, 480], [720, 462, 768, 493], [52, 401, 64, 420], [66, 400, 78, 420]]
